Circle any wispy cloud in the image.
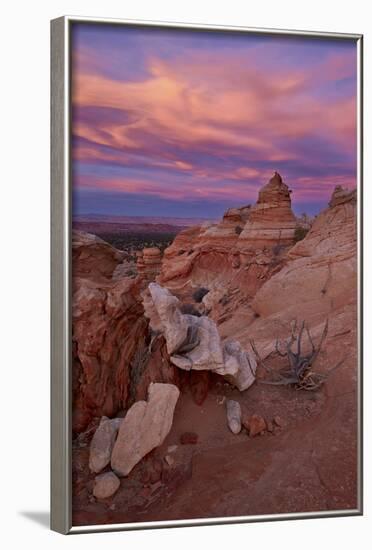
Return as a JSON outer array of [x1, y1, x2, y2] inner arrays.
[[71, 24, 357, 216]]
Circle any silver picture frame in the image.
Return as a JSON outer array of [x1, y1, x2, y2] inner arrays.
[[51, 15, 363, 534]]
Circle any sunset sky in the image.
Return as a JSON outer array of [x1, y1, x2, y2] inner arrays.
[[71, 23, 357, 218]]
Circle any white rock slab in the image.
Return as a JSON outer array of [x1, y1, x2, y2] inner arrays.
[[111, 383, 180, 476], [89, 417, 122, 474]]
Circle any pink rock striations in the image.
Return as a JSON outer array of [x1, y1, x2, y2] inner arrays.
[[72, 275, 147, 433], [136, 247, 162, 283], [72, 230, 125, 281], [72, 235, 178, 434], [250, 185, 357, 324], [72, 179, 358, 522], [237, 172, 297, 251], [224, 184, 357, 372], [158, 172, 296, 299]]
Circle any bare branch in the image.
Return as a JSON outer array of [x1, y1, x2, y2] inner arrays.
[[275, 338, 287, 357], [305, 325, 316, 355], [308, 319, 328, 365], [297, 320, 306, 358], [255, 318, 340, 391]]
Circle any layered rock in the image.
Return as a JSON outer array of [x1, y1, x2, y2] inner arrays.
[[195, 205, 251, 249], [72, 237, 178, 434], [136, 247, 162, 283], [329, 185, 357, 208], [159, 226, 202, 284], [237, 172, 296, 251], [111, 383, 180, 476], [159, 173, 296, 300], [143, 283, 256, 391], [72, 276, 147, 432], [226, 185, 357, 365], [72, 230, 125, 280], [251, 185, 357, 322]]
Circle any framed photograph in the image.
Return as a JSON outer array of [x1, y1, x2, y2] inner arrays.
[[51, 16, 363, 534]]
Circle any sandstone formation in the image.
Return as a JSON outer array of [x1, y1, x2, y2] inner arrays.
[[224, 184, 357, 374], [72, 275, 146, 432], [329, 185, 357, 207], [111, 383, 180, 477], [158, 173, 297, 303], [72, 179, 358, 524], [143, 283, 257, 391], [89, 417, 122, 474], [136, 247, 162, 283], [93, 471, 120, 500], [226, 400, 242, 434], [250, 185, 356, 325], [72, 236, 178, 434], [237, 172, 296, 251], [72, 230, 125, 280]]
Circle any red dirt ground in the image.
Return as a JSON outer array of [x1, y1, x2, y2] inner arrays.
[[72, 362, 358, 526]]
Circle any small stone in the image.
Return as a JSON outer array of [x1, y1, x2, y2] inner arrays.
[[226, 399, 242, 434], [180, 432, 198, 445], [246, 414, 267, 437], [93, 471, 120, 500], [167, 445, 178, 454], [109, 503, 116, 511]]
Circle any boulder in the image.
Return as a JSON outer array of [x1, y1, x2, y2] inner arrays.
[[144, 283, 256, 391], [226, 400, 242, 434], [89, 416, 122, 473], [72, 230, 124, 281], [219, 340, 257, 391], [111, 383, 180, 476], [93, 471, 120, 499], [244, 414, 267, 437]]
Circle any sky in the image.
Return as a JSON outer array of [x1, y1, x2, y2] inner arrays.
[[71, 23, 357, 218]]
